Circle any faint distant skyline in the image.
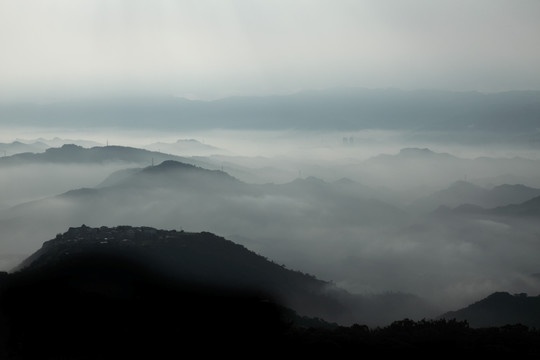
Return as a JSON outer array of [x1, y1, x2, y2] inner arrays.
[[1, 0, 539, 101]]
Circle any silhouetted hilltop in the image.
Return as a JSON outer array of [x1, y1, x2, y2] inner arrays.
[[1, 226, 304, 358], [2, 227, 540, 357], [8, 225, 438, 319], [17, 225, 333, 314], [440, 292, 540, 328], [14, 226, 436, 326]]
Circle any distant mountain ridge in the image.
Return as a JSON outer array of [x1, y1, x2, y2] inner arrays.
[[413, 180, 540, 212], [437, 194, 540, 218], [0, 140, 49, 156], [1, 89, 539, 137], [56, 159, 408, 227], [0, 144, 201, 167], [360, 147, 540, 190]]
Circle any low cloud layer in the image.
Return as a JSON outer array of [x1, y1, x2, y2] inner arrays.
[[1, 142, 539, 312]]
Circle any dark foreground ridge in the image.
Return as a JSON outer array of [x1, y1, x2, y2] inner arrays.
[[1, 226, 540, 358]]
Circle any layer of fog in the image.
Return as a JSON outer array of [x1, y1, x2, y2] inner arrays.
[[3, 179, 540, 312], [0, 163, 143, 210], [1, 129, 540, 313]]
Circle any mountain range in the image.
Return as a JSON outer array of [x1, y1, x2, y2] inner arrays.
[[412, 180, 540, 212], [1, 144, 539, 317], [356, 147, 540, 190], [434, 193, 540, 218], [0, 144, 197, 167], [0, 159, 409, 268], [1, 89, 540, 140]]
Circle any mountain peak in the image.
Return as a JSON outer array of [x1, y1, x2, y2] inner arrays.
[[398, 148, 435, 156], [139, 160, 235, 183], [46, 143, 84, 152], [143, 159, 198, 172]]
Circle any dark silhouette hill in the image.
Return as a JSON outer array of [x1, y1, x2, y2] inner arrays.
[[3, 226, 438, 332], [440, 292, 540, 328], [15, 226, 345, 321], [13, 226, 433, 326], [1, 226, 540, 358], [0, 225, 434, 358], [0, 226, 300, 358]]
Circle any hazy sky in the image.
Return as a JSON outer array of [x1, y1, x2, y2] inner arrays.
[[1, 0, 540, 100]]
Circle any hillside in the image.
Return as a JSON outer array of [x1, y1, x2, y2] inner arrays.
[[490, 195, 540, 217], [440, 292, 540, 328], [13, 225, 436, 326], [2, 226, 540, 357], [15, 225, 343, 322], [1, 159, 408, 254], [1, 226, 301, 358]]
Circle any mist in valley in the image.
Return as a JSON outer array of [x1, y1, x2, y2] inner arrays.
[[2, 1, 540, 331], [1, 126, 540, 318]]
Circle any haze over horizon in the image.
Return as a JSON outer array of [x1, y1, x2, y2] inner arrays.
[[1, 0, 540, 101]]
